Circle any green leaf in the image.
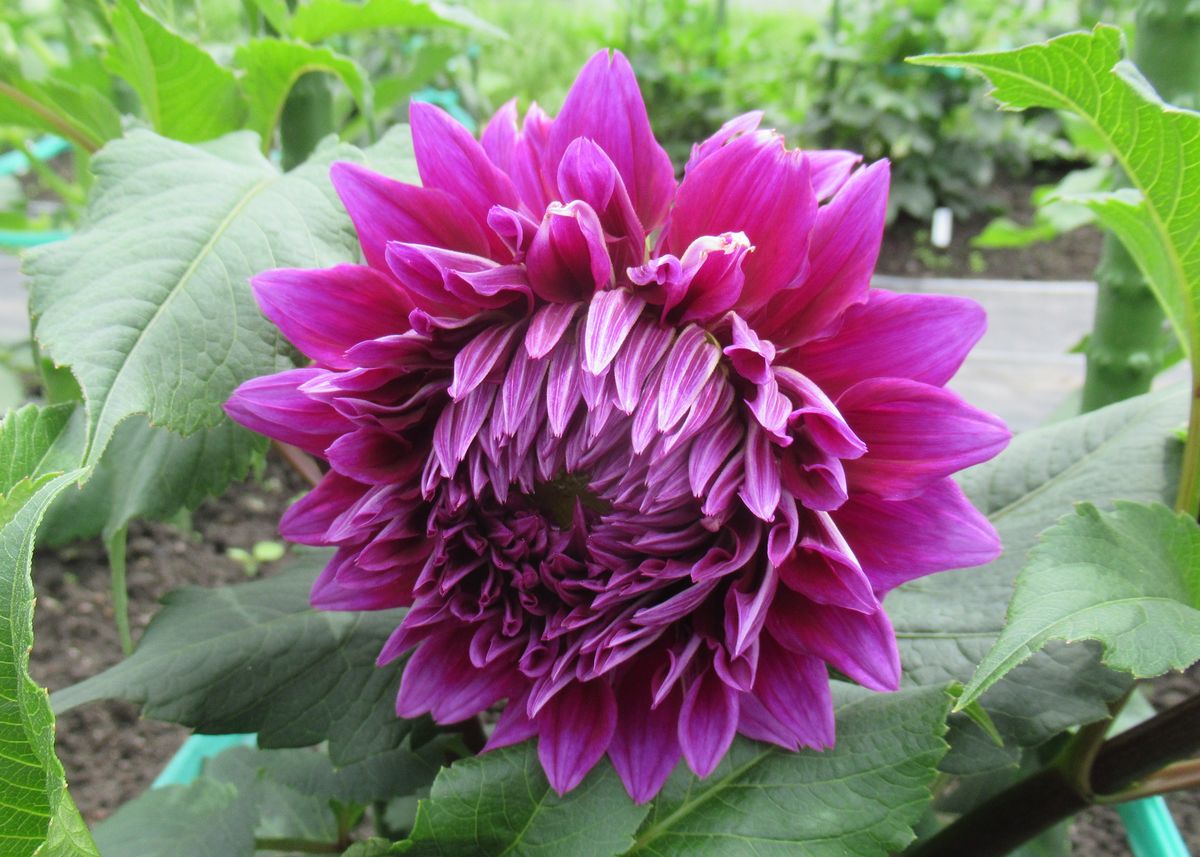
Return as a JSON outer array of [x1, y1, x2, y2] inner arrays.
[[51, 551, 408, 765], [402, 745, 651, 857], [958, 501, 1200, 707], [890, 387, 1186, 749], [0, 403, 74, 498], [289, 0, 502, 43], [911, 25, 1200, 370], [25, 129, 361, 469], [625, 685, 952, 857], [0, 458, 95, 857], [92, 779, 255, 857], [235, 39, 372, 153], [104, 0, 245, 142], [0, 63, 122, 152], [39, 410, 265, 545]]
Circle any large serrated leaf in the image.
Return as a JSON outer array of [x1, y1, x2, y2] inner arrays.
[[105, 0, 245, 142], [402, 745, 651, 857], [50, 551, 406, 765], [39, 410, 265, 544], [25, 130, 361, 468], [0, 403, 74, 497], [912, 26, 1200, 369], [890, 387, 1185, 753], [0, 438, 94, 857], [625, 685, 952, 857], [92, 779, 255, 857], [959, 501, 1200, 707]]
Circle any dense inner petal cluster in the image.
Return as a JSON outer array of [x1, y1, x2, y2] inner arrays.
[[227, 49, 1011, 802]]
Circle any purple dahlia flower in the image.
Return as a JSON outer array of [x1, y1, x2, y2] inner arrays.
[[226, 50, 1010, 802]]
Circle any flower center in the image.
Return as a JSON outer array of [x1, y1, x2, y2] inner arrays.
[[529, 472, 612, 529]]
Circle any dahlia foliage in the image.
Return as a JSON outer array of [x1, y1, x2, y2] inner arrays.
[[227, 50, 1009, 802]]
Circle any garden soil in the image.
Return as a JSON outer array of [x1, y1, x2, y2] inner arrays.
[[25, 185, 1196, 851]]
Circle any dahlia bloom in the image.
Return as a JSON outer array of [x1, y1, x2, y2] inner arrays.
[[226, 50, 1009, 802]]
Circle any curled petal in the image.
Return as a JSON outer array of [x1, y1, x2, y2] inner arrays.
[[397, 630, 512, 722], [548, 49, 676, 230], [558, 137, 645, 269], [226, 369, 348, 457], [684, 111, 763, 176], [527, 200, 614, 302]]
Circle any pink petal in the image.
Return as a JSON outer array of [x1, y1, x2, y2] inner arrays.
[[788, 289, 988, 397], [678, 667, 739, 778], [738, 422, 781, 521], [326, 428, 419, 485], [608, 661, 682, 803], [397, 630, 511, 722], [584, 288, 647, 375], [484, 692, 538, 751], [778, 510, 878, 613], [385, 242, 498, 317], [723, 564, 778, 657], [723, 312, 776, 384], [330, 161, 489, 269], [684, 111, 763, 176], [410, 101, 519, 258], [752, 160, 890, 347], [808, 150, 862, 200], [664, 131, 817, 313], [536, 680, 618, 795], [525, 301, 579, 359], [279, 472, 366, 545], [839, 378, 1010, 500], [480, 98, 518, 172], [768, 590, 901, 692], [449, 323, 521, 400], [252, 265, 412, 369], [557, 137, 645, 269], [511, 102, 556, 214], [833, 478, 1002, 593], [548, 49, 676, 231], [225, 369, 348, 456], [657, 325, 720, 432], [752, 636, 835, 748], [526, 200, 613, 302]]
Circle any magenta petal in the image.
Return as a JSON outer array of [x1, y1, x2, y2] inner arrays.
[[664, 131, 817, 313], [326, 428, 417, 484], [330, 161, 489, 269], [548, 49, 676, 231], [807, 149, 862, 200], [657, 325, 720, 432], [608, 662, 682, 803], [833, 479, 1002, 593], [536, 679, 618, 795], [279, 472, 366, 545], [678, 667, 739, 778], [584, 288, 646, 375], [779, 510, 878, 613], [311, 547, 412, 611], [839, 378, 1011, 500], [738, 422, 781, 521], [385, 242, 497, 317], [768, 590, 901, 692], [684, 111, 763, 176], [485, 692, 539, 752], [753, 636, 835, 749], [225, 369, 348, 456], [526, 200, 614, 302], [252, 265, 413, 368], [790, 289, 988, 397], [525, 301, 579, 359], [480, 98, 518, 172], [614, 321, 673, 413], [397, 630, 511, 722], [723, 564, 778, 657], [511, 102, 556, 214], [410, 101, 519, 258], [558, 137, 645, 269], [449, 323, 521, 400], [723, 313, 776, 385]]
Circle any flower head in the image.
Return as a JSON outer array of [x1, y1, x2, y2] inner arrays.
[[227, 50, 1010, 801]]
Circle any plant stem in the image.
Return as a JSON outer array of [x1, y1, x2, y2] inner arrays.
[[272, 439, 323, 487], [1080, 0, 1200, 412], [253, 837, 343, 853], [905, 693, 1200, 857], [1177, 388, 1200, 517], [1104, 758, 1200, 802], [104, 526, 133, 656]]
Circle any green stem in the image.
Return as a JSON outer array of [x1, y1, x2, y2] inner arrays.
[[1080, 0, 1200, 412], [279, 73, 334, 171], [1177, 388, 1200, 517], [104, 526, 133, 656], [12, 136, 85, 208], [253, 837, 343, 853]]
